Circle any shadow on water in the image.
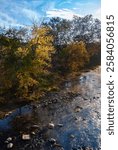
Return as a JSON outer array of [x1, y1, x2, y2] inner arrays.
[[0, 67, 101, 150]]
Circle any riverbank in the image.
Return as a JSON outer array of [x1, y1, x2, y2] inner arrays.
[[0, 66, 101, 150]]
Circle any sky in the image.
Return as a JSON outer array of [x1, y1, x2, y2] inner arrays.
[[0, 0, 101, 28]]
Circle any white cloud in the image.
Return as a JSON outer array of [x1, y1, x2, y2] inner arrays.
[[0, 12, 25, 28], [46, 9, 81, 20], [0, 12, 17, 24], [22, 8, 40, 21], [0, 19, 25, 28]]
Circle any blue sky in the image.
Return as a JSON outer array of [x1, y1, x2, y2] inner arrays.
[[0, 0, 101, 28]]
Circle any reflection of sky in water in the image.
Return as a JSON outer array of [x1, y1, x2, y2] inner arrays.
[[0, 105, 32, 131]]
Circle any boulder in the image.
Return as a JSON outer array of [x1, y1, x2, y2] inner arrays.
[[22, 134, 31, 140]]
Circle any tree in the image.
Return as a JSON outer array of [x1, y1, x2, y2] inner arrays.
[[68, 41, 89, 72], [0, 26, 55, 101], [53, 41, 89, 76], [86, 42, 101, 66], [43, 17, 71, 47]]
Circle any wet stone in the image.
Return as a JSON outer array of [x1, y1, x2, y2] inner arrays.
[[70, 134, 75, 138], [32, 124, 39, 129], [31, 131, 35, 135], [7, 143, 13, 149], [57, 123, 63, 127], [74, 106, 83, 112], [53, 143, 63, 148], [22, 134, 31, 140], [49, 138, 56, 144], [6, 137, 12, 142], [83, 97, 88, 100], [48, 122, 55, 129]]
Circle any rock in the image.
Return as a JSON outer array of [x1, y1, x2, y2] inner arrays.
[[31, 132, 35, 135], [70, 134, 75, 138], [5, 111, 13, 118], [5, 113, 9, 117], [7, 143, 13, 149], [75, 108, 81, 112], [57, 124, 63, 127], [74, 106, 82, 112], [32, 124, 39, 129], [53, 143, 62, 147], [22, 134, 31, 140], [79, 76, 86, 82], [6, 137, 12, 142], [49, 138, 56, 144], [48, 122, 55, 129], [83, 97, 88, 100]]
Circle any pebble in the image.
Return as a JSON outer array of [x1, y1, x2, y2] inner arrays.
[[5, 111, 12, 117], [22, 134, 31, 140], [5, 113, 9, 117], [7, 143, 13, 149], [32, 124, 39, 129], [70, 134, 75, 138], [53, 143, 62, 147], [57, 124, 63, 127], [49, 138, 56, 144], [48, 123, 55, 129], [74, 106, 82, 112], [31, 132, 35, 135], [75, 108, 81, 112], [6, 137, 12, 142]]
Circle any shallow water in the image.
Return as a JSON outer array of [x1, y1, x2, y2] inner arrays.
[[0, 67, 101, 150]]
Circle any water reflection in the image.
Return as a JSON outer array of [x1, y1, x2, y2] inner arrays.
[[0, 67, 101, 149]]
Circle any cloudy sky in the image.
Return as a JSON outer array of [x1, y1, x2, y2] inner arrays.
[[0, 0, 101, 28]]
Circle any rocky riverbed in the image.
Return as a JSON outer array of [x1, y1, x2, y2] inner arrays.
[[0, 67, 101, 150]]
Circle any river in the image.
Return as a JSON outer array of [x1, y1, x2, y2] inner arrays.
[[0, 66, 101, 150]]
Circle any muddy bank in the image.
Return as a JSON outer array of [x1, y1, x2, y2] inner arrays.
[[0, 67, 101, 150]]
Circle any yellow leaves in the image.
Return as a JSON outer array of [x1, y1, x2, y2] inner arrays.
[[31, 27, 53, 45], [16, 72, 39, 100], [15, 47, 29, 58], [10, 26, 55, 100], [17, 72, 38, 88], [0, 26, 55, 101], [30, 26, 55, 73], [62, 41, 89, 73]]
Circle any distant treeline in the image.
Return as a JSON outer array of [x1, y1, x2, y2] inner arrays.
[[0, 15, 101, 102]]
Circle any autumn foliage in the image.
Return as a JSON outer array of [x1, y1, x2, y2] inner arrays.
[[0, 26, 55, 100], [0, 16, 101, 102]]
